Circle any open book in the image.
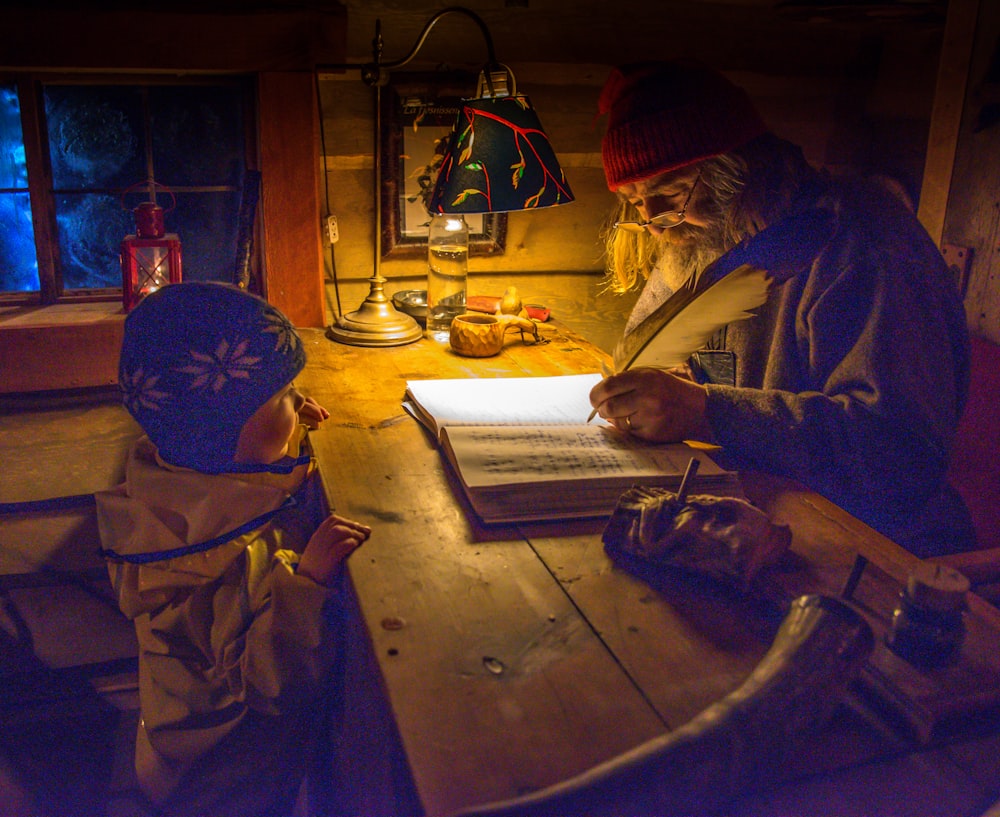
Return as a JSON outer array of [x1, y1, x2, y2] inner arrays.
[[404, 374, 738, 524]]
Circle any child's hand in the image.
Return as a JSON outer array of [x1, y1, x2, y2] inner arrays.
[[296, 514, 371, 586], [298, 396, 330, 429]]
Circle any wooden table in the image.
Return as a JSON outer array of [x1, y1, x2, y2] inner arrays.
[[294, 321, 1000, 817]]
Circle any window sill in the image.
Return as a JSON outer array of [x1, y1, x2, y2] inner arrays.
[[0, 302, 125, 394]]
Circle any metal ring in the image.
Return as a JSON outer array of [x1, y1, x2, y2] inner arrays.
[[624, 415, 632, 430]]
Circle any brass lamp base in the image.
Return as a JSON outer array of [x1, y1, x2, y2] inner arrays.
[[326, 275, 423, 347]]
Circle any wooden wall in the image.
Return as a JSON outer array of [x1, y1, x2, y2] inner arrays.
[[939, 0, 1000, 343], [0, 6, 346, 329], [319, 0, 951, 337], [0, 3, 347, 392], [5, 0, 996, 385], [318, 67, 616, 313]]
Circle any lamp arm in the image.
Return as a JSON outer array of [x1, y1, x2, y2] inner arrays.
[[317, 6, 497, 87], [316, 6, 502, 86], [364, 8, 495, 281], [380, 6, 496, 72]]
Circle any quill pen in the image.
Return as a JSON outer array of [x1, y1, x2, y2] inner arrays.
[[615, 208, 835, 372], [587, 208, 835, 420]]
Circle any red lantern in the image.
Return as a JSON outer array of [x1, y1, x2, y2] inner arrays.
[[120, 182, 182, 311]]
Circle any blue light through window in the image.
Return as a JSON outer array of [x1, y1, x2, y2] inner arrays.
[[0, 83, 40, 292], [1, 78, 249, 300]]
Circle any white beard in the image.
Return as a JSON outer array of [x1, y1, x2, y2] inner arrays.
[[655, 242, 723, 293], [625, 220, 729, 335], [654, 219, 730, 290]]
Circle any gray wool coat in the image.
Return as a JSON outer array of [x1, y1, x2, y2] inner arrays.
[[703, 177, 975, 557]]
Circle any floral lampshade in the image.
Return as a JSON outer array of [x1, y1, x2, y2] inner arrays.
[[428, 94, 574, 214]]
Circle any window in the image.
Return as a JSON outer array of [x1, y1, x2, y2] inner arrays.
[[0, 83, 34, 293], [0, 75, 256, 304]]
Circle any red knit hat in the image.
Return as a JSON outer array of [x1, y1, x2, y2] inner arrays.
[[599, 60, 767, 191]]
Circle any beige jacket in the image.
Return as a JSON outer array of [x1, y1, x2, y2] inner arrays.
[[96, 427, 336, 816]]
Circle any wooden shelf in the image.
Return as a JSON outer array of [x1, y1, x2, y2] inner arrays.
[[0, 303, 125, 393]]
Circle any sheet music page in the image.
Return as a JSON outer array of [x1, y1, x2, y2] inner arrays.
[[442, 425, 717, 488], [404, 373, 607, 436]]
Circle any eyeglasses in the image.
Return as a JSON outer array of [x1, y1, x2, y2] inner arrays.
[[614, 168, 702, 232]]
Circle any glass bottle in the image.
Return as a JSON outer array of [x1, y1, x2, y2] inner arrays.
[[426, 214, 468, 339], [886, 561, 969, 667]]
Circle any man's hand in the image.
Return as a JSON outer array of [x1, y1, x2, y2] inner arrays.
[[589, 367, 713, 443]]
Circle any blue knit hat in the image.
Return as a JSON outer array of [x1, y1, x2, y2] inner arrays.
[[118, 282, 306, 473]]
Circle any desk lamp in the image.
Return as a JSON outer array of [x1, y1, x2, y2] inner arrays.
[[326, 6, 573, 347]]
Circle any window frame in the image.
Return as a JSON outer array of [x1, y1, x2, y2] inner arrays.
[[1, 71, 260, 306]]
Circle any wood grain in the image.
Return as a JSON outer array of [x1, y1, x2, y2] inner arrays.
[[294, 324, 1000, 816], [299, 327, 667, 814]]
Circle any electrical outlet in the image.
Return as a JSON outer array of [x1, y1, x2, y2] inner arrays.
[[941, 243, 971, 297], [325, 215, 339, 244]]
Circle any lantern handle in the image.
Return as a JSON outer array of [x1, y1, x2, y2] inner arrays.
[[121, 180, 176, 213]]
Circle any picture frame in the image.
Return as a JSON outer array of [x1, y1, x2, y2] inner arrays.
[[379, 71, 507, 259]]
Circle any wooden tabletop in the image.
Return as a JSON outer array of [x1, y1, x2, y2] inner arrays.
[[294, 321, 1000, 817]]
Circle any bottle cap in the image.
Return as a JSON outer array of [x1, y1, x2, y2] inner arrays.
[[905, 561, 970, 614]]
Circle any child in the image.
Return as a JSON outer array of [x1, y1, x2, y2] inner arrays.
[[96, 282, 370, 817]]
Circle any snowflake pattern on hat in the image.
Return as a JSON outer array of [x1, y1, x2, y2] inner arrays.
[[263, 310, 300, 354], [121, 367, 170, 415], [118, 282, 306, 473], [178, 338, 262, 393]]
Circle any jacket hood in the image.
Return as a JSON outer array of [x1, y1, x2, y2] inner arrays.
[[96, 428, 313, 617]]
